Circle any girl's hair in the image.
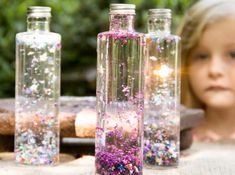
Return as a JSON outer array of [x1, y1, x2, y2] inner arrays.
[[177, 0, 235, 108]]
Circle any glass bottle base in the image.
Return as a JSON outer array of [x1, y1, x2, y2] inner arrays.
[[144, 163, 178, 170]]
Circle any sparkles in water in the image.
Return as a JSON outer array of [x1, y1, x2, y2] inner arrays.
[[15, 31, 61, 165]]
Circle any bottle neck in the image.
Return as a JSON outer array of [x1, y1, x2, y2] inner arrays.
[[109, 14, 135, 31], [148, 17, 171, 35], [27, 17, 50, 32]]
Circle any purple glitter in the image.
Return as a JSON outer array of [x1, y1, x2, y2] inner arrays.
[[96, 128, 142, 175], [98, 31, 141, 46]]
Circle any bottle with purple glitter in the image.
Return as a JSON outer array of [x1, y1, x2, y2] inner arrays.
[[144, 9, 181, 168], [96, 3, 144, 175], [15, 6, 61, 165]]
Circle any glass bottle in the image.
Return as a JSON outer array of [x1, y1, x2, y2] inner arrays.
[[144, 9, 181, 168], [96, 4, 144, 175], [15, 6, 61, 165]]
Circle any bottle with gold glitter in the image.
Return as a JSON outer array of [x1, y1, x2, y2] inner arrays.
[[144, 9, 181, 168]]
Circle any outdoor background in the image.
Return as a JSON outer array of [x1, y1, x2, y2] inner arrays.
[[0, 0, 196, 98]]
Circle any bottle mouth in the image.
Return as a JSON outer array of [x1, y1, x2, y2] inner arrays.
[[109, 3, 135, 15], [148, 9, 171, 18], [27, 6, 51, 18]]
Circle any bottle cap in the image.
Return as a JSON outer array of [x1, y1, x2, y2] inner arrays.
[[148, 9, 171, 18], [27, 6, 51, 18], [110, 4, 135, 15]]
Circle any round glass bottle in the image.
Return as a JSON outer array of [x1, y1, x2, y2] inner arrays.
[[96, 4, 144, 175], [15, 6, 61, 165], [144, 9, 181, 168]]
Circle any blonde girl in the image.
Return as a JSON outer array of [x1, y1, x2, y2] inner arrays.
[[178, 0, 235, 141]]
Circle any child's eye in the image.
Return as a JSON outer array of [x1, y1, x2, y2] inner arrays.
[[190, 50, 210, 63], [194, 53, 209, 60], [228, 51, 235, 59]]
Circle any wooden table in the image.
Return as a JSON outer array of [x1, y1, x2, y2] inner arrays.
[[0, 142, 235, 175]]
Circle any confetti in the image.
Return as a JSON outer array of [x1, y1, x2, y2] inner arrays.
[[15, 113, 59, 165], [144, 123, 179, 167]]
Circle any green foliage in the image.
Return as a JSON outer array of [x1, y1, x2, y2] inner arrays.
[[0, 0, 195, 97]]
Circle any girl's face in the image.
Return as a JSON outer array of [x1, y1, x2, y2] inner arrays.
[[189, 18, 235, 109]]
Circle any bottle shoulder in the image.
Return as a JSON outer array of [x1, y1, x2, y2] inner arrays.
[[98, 30, 144, 39], [16, 31, 61, 44], [145, 33, 181, 42]]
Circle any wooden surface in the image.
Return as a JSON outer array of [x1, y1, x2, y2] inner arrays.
[[0, 97, 97, 137], [0, 97, 204, 136], [0, 98, 204, 150], [0, 142, 235, 175]]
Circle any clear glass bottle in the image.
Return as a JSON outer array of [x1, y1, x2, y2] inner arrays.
[[96, 4, 144, 175], [15, 6, 61, 165], [144, 9, 181, 168]]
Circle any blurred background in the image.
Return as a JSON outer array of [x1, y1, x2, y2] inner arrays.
[[0, 0, 196, 98]]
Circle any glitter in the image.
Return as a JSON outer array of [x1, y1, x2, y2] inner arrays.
[[30, 84, 38, 92], [27, 51, 34, 56], [99, 65, 104, 75], [40, 53, 47, 61], [44, 88, 52, 96], [122, 85, 130, 96], [47, 57, 54, 65], [15, 113, 59, 165], [49, 46, 55, 53], [150, 56, 157, 61], [52, 75, 57, 82], [44, 68, 49, 74], [96, 128, 142, 175], [56, 43, 61, 50], [156, 46, 162, 52], [144, 124, 179, 167], [28, 137, 36, 144], [39, 80, 45, 84], [24, 88, 32, 95]]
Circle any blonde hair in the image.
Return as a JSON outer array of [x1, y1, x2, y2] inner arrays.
[[177, 0, 235, 108]]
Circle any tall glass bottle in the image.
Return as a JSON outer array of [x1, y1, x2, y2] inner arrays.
[[96, 4, 144, 175], [144, 9, 181, 168], [15, 6, 61, 165]]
